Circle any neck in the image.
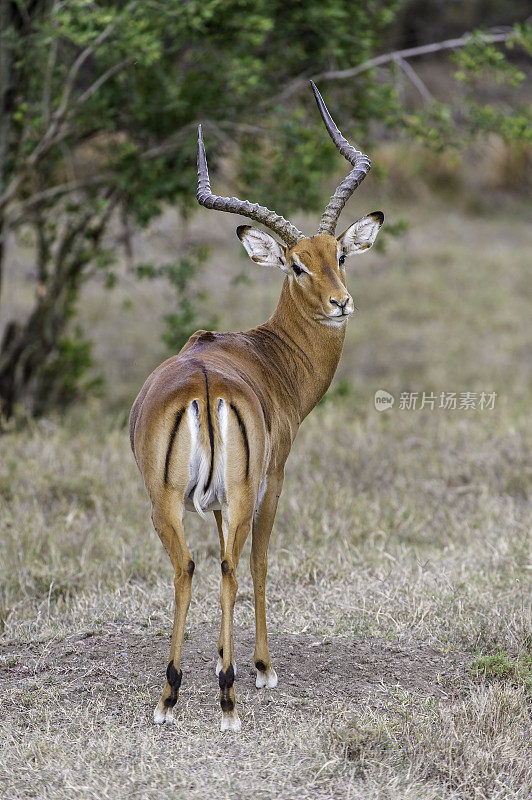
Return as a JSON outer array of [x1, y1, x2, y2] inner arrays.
[[260, 278, 346, 420]]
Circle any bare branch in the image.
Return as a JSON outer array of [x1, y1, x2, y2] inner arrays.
[[14, 175, 109, 209], [53, 188, 118, 282], [51, 17, 123, 130], [219, 121, 270, 136], [315, 31, 512, 82], [140, 124, 198, 160], [76, 57, 133, 106], [3, 175, 111, 237], [274, 29, 514, 105], [395, 56, 434, 104]]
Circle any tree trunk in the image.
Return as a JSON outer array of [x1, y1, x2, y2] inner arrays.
[[0, 279, 75, 418], [0, 199, 115, 420], [0, 0, 13, 302]]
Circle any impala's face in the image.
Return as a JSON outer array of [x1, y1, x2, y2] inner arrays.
[[237, 212, 383, 326], [288, 235, 353, 325]]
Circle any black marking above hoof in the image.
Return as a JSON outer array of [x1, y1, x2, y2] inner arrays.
[[165, 661, 183, 708], [255, 660, 267, 672], [221, 559, 230, 574], [220, 695, 235, 712], [187, 559, 195, 576], [218, 664, 235, 690], [218, 665, 235, 712], [166, 661, 183, 689]]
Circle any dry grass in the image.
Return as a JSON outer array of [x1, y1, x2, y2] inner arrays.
[[329, 684, 531, 799], [0, 192, 531, 799]]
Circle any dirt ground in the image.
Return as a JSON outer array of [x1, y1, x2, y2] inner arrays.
[[1, 623, 469, 723]]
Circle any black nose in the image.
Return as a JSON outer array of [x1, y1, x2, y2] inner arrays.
[[330, 296, 350, 309]]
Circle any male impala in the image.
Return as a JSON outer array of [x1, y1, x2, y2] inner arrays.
[[130, 81, 383, 732]]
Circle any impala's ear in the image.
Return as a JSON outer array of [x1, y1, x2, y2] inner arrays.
[[237, 226, 289, 273], [337, 211, 384, 257]]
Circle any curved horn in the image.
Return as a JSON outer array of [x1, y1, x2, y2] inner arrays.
[[196, 125, 305, 248], [310, 81, 371, 236]]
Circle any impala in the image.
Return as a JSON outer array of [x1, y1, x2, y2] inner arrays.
[[130, 81, 383, 732]]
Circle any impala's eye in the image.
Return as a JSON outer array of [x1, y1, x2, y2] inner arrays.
[[292, 263, 303, 277], [339, 254, 345, 266]]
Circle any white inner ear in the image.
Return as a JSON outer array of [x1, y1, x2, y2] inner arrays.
[[338, 214, 382, 257], [239, 228, 289, 273]]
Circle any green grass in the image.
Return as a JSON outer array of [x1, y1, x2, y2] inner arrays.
[[470, 652, 532, 693]]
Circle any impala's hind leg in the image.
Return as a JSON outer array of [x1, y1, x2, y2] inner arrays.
[[214, 509, 237, 680], [152, 500, 194, 725], [251, 473, 282, 689], [217, 506, 253, 732]]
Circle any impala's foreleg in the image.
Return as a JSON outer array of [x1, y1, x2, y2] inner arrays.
[[152, 501, 194, 725], [250, 473, 283, 689]]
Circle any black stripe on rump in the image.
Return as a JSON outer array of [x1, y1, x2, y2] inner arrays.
[[230, 402, 250, 480], [199, 365, 215, 489], [164, 407, 185, 484]]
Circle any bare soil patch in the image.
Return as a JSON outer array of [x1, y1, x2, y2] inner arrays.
[[1, 623, 469, 721]]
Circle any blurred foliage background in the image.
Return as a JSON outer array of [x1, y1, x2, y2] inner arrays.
[[0, 0, 530, 420]]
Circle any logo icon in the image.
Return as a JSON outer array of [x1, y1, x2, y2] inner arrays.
[[374, 389, 394, 411]]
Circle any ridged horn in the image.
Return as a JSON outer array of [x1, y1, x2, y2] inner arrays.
[[196, 125, 305, 248], [310, 80, 371, 236]]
